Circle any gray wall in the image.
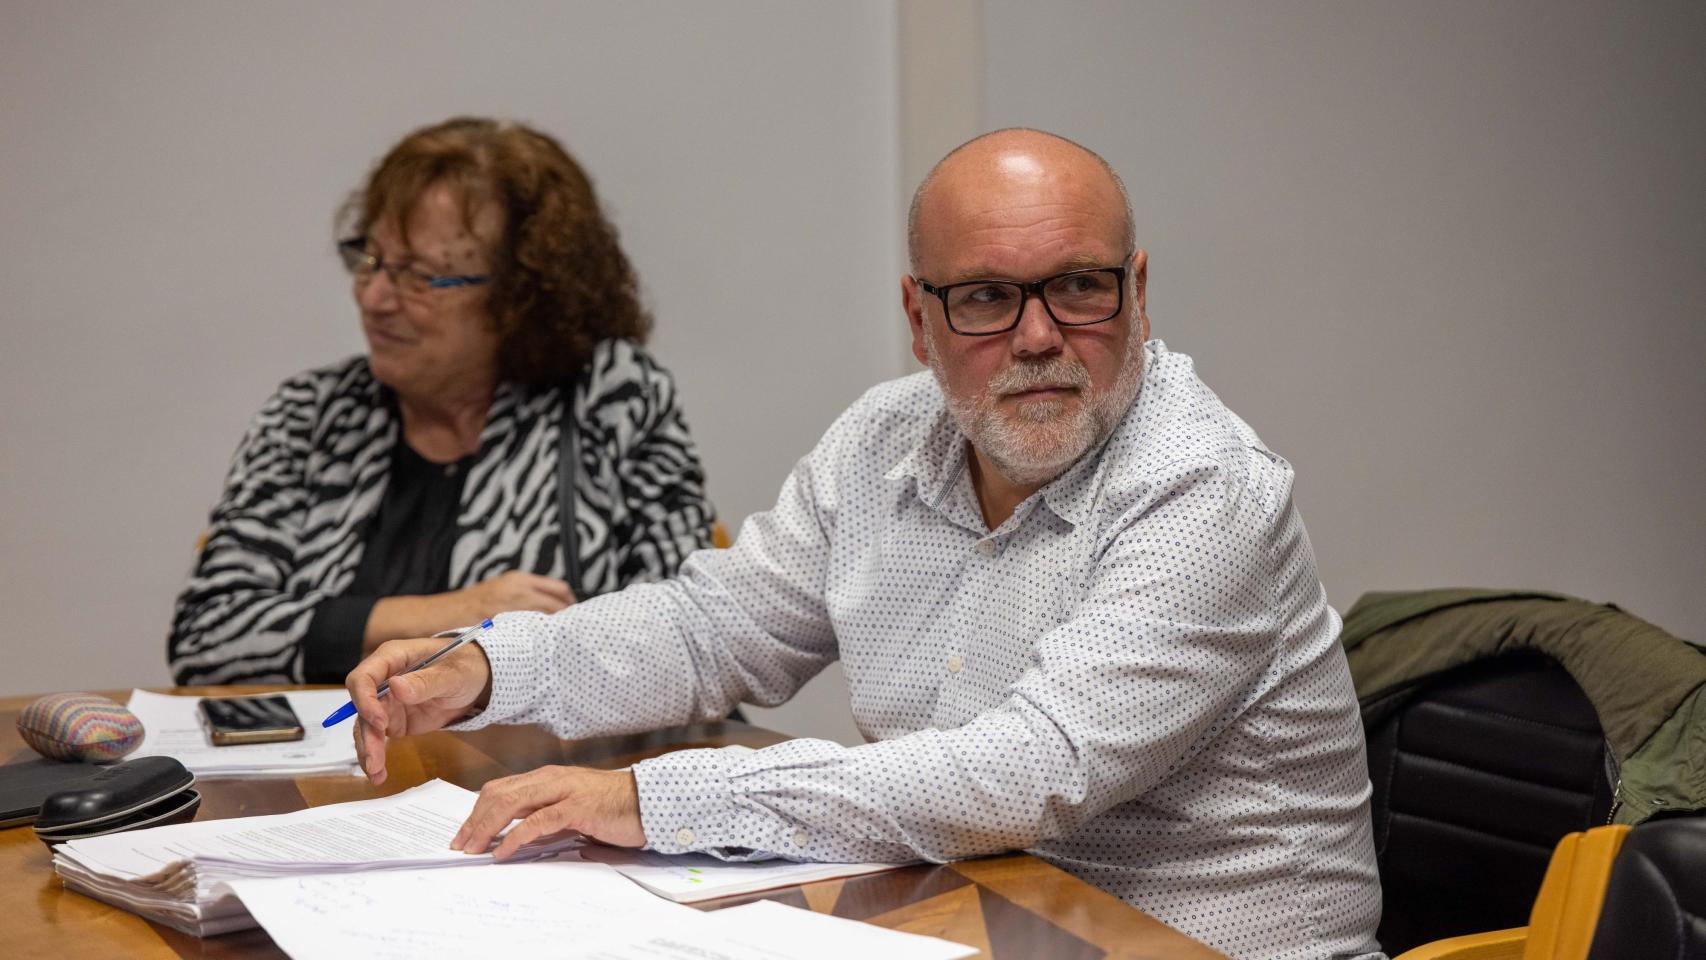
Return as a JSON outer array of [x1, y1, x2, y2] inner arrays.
[[0, 2, 897, 743], [985, 0, 1705, 636], [2, 2, 1701, 741]]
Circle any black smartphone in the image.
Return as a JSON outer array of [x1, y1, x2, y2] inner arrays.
[[197, 695, 305, 746]]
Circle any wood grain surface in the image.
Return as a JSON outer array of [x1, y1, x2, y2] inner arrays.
[[0, 688, 1225, 959]]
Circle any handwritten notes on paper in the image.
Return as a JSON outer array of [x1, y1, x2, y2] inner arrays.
[[582, 846, 903, 902]]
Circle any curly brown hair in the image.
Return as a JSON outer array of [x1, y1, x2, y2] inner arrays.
[[344, 117, 650, 385]]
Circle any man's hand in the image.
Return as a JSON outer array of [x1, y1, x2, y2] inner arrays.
[[452, 766, 645, 860], [346, 636, 493, 785]]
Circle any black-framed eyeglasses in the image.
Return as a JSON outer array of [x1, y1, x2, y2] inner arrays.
[[337, 237, 491, 296], [914, 262, 1130, 336]]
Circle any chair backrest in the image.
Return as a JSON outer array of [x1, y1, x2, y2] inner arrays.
[[1365, 652, 1617, 954], [1389, 824, 1631, 960], [1522, 825, 1630, 960], [1586, 816, 1706, 959]]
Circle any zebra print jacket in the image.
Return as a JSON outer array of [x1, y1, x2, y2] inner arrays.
[[168, 338, 714, 684]]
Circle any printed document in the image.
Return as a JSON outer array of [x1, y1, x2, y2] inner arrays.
[[225, 862, 977, 960], [582, 846, 902, 902]]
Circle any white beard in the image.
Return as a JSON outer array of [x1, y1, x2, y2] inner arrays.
[[925, 325, 1144, 487]]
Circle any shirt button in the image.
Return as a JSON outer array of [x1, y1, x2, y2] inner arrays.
[[676, 828, 696, 846], [946, 653, 963, 674], [792, 829, 809, 848], [976, 540, 997, 557]]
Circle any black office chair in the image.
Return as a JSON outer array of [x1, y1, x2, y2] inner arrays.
[[1586, 815, 1706, 959], [1362, 652, 1616, 955]]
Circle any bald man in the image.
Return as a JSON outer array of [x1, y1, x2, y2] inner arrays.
[[348, 130, 1384, 958]]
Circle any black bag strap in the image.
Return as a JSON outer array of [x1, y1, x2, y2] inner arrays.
[[557, 382, 582, 598]]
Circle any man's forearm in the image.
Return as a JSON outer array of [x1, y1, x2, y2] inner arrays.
[[462, 589, 753, 738], [629, 698, 1109, 865], [465, 551, 838, 741]]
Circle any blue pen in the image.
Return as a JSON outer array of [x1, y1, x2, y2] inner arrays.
[[321, 619, 495, 727]]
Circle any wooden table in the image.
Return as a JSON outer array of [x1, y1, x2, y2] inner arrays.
[[1, 688, 1224, 959]]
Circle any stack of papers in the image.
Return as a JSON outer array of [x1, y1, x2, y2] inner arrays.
[[226, 863, 977, 960], [52, 780, 579, 935], [52, 776, 972, 959], [125, 689, 361, 777]]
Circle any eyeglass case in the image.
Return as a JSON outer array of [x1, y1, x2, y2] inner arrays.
[[33, 755, 199, 844]]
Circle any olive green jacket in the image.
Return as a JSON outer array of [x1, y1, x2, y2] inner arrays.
[[1340, 588, 1706, 825]]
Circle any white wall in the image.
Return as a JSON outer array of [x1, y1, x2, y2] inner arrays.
[[983, 0, 1706, 637], [4, 0, 1701, 745], [0, 1, 899, 743]]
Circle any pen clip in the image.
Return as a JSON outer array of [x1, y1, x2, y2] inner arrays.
[[403, 619, 494, 675]]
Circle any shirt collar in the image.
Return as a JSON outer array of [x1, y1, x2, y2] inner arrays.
[[885, 403, 968, 513], [1035, 433, 1112, 528]]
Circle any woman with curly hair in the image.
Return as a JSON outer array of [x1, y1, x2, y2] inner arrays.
[[169, 117, 715, 685]]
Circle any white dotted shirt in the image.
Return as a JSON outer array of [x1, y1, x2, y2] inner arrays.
[[462, 341, 1384, 959]]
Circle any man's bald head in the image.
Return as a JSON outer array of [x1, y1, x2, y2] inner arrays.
[[907, 128, 1135, 272]]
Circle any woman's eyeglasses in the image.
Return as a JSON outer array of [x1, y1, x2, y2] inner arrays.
[[338, 237, 490, 296]]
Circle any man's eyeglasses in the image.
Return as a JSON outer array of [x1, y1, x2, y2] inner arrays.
[[338, 238, 491, 296], [914, 263, 1129, 336]]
